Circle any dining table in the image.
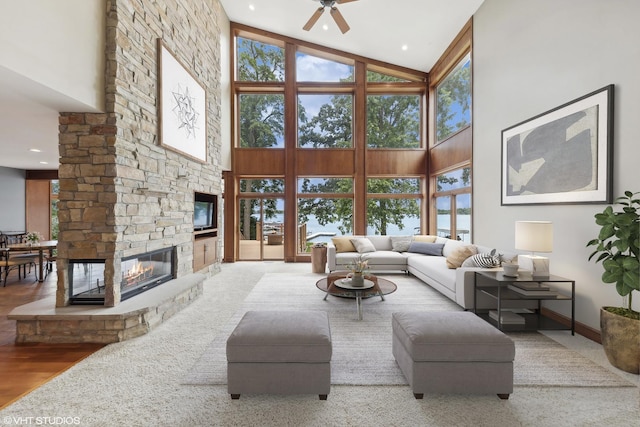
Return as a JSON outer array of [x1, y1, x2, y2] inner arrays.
[[8, 240, 57, 282]]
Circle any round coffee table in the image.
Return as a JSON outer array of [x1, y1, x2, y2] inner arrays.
[[316, 273, 397, 320]]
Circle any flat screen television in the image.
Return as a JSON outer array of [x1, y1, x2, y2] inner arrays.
[[194, 194, 217, 231]]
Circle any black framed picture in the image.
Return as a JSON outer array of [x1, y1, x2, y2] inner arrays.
[[501, 84, 614, 205]]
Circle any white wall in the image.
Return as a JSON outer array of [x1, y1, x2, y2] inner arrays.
[[473, 0, 640, 330], [0, 167, 26, 231], [0, 0, 105, 110]]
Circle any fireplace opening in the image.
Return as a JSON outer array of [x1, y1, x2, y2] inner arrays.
[[120, 247, 176, 301], [68, 247, 176, 305], [68, 260, 106, 305]]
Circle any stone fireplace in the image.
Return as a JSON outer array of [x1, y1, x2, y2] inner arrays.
[[8, 0, 224, 343]]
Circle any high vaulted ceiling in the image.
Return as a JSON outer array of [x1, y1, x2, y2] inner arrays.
[[0, 0, 483, 171], [219, 0, 484, 72]]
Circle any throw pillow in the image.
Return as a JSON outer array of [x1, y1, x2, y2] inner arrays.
[[461, 256, 477, 268], [445, 245, 478, 269], [350, 238, 377, 253], [390, 236, 413, 252], [331, 237, 356, 253], [469, 251, 501, 268], [407, 242, 445, 256], [412, 235, 437, 243]]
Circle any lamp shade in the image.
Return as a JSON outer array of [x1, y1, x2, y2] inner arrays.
[[515, 221, 553, 253]]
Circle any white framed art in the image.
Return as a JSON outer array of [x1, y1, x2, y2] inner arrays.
[[157, 39, 207, 163]]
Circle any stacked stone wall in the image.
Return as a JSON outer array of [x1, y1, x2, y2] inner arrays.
[[57, 0, 222, 307]]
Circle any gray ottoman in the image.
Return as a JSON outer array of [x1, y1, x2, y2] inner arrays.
[[226, 310, 332, 400], [392, 311, 514, 400]]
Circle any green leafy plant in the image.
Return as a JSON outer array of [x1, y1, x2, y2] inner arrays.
[[587, 190, 640, 319]]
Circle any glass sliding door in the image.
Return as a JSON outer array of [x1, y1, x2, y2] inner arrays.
[[237, 198, 284, 261]]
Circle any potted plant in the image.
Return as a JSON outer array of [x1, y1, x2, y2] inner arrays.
[[587, 190, 639, 374], [346, 254, 370, 287]]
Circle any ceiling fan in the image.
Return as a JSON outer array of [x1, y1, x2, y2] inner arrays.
[[303, 0, 359, 34]]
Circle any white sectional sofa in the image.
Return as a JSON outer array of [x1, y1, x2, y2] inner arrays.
[[327, 235, 534, 310]]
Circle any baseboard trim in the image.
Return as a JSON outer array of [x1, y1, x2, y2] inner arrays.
[[541, 307, 601, 344]]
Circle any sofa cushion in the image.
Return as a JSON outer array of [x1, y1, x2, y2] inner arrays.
[[351, 237, 377, 253], [412, 235, 437, 243], [390, 235, 413, 252], [332, 237, 356, 253], [366, 235, 393, 251], [336, 250, 407, 266], [407, 255, 457, 292], [408, 242, 444, 256], [445, 244, 478, 268]]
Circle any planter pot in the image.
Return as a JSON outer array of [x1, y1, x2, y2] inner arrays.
[[349, 272, 364, 287], [600, 307, 640, 374]]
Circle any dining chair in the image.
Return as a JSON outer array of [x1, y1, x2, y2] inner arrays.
[[0, 247, 38, 286], [0, 233, 39, 282]]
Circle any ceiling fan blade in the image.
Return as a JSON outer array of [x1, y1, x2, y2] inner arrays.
[[303, 7, 324, 31], [336, 0, 359, 3], [330, 7, 350, 34]]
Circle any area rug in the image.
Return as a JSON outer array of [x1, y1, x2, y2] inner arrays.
[[183, 272, 635, 388]]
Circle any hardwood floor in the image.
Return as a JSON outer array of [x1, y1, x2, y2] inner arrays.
[[0, 266, 104, 409]]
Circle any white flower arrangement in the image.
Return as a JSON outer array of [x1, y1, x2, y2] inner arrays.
[[346, 254, 369, 274], [25, 231, 43, 243]]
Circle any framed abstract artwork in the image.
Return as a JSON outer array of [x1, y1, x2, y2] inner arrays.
[[501, 84, 614, 205], [158, 39, 207, 163]]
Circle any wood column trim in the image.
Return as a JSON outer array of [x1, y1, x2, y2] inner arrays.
[[353, 61, 367, 235], [223, 170, 236, 262], [284, 42, 298, 262]]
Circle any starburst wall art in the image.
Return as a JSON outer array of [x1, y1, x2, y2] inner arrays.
[[158, 39, 207, 162]]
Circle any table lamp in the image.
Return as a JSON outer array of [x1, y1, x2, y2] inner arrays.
[[515, 221, 553, 278]]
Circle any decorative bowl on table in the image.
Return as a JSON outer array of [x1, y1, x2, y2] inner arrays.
[[502, 264, 519, 277]]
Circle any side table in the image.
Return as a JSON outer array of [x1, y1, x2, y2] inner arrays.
[[474, 271, 575, 335]]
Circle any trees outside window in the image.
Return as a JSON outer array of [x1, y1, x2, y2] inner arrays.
[[367, 95, 420, 148], [435, 52, 471, 143], [434, 167, 471, 242], [298, 94, 352, 148], [367, 178, 421, 235], [232, 29, 429, 259]]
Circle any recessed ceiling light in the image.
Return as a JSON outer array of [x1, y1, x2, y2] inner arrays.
[[401, 45, 408, 51], [249, 4, 255, 11], [30, 148, 42, 152], [322, 24, 329, 31], [39, 161, 48, 165]]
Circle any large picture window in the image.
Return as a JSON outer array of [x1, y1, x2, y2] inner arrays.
[[238, 94, 284, 148], [367, 95, 420, 148], [296, 51, 353, 82], [433, 167, 471, 242], [367, 178, 421, 235], [237, 37, 284, 82], [230, 25, 431, 261], [298, 94, 353, 148], [435, 52, 471, 143]]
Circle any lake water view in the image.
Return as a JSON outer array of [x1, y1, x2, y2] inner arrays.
[[264, 214, 472, 244]]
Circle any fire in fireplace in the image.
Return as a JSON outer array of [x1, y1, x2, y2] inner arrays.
[[120, 247, 176, 301], [68, 247, 176, 305]]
